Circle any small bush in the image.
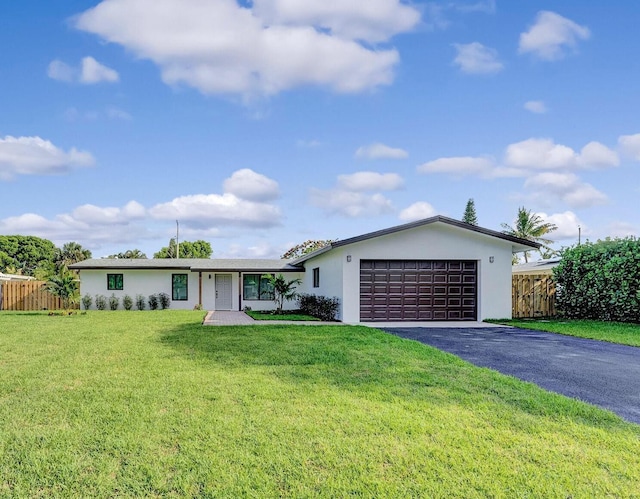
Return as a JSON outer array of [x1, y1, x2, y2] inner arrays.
[[109, 294, 119, 311], [148, 294, 159, 310], [122, 295, 133, 311], [297, 293, 340, 321], [158, 292, 170, 310], [135, 294, 146, 311], [95, 294, 107, 311], [81, 294, 93, 310], [193, 303, 203, 311]]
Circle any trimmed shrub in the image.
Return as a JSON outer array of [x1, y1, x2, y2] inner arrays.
[[81, 294, 93, 311], [135, 294, 146, 311], [158, 292, 170, 310], [297, 293, 340, 321], [109, 294, 119, 311], [148, 294, 159, 310], [95, 294, 107, 311], [122, 294, 133, 311], [554, 237, 640, 322]]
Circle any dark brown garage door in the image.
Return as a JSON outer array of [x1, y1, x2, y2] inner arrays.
[[360, 260, 477, 321]]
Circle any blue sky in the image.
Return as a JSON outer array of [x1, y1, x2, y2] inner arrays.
[[1, 1, 639, 259]]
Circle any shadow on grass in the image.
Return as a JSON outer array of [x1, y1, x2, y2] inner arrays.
[[159, 323, 630, 429]]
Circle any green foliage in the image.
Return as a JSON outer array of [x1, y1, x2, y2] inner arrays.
[[261, 273, 302, 313], [135, 294, 146, 311], [95, 295, 107, 311], [501, 207, 558, 262], [158, 292, 170, 310], [122, 295, 133, 311], [462, 198, 478, 226], [107, 249, 147, 259], [54, 242, 92, 269], [81, 294, 93, 311], [554, 238, 640, 322], [108, 294, 119, 311], [245, 310, 319, 321], [46, 268, 80, 311], [154, 239, 212, 259], [297, 293, 340, 321], [0, 235, 56, 276], [281, 240, 334, 259], [148, 294, 159, 310]]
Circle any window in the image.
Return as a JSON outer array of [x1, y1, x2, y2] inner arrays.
[[172, 274, 188, 301], [313, 267, 320, 288], [243, 274, 274, 301], [107, 274, 123, 290]]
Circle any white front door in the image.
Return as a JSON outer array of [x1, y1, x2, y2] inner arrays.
[[215, 274, 233, 310]]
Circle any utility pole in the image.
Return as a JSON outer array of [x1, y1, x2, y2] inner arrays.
[[176, 220, 180, 259], [578, 225, 581, 246]]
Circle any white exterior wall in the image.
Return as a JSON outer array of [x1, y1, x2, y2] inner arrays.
[[303, 223, 515, 323], [296, 250, 345, 320], [78, 269, 200, 310], [240, 271, 305, 312]]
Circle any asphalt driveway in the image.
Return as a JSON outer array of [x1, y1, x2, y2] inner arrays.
[[382, 326, 640, 425]]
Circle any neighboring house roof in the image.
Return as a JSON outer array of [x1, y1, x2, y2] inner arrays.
[[512, 257, 561, 275], [291, 215, 540, 265], [69, 258, 300, 272], [0, 272, 35, 281]]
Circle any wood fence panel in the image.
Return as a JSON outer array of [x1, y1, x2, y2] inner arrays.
[[0, 281, 68, 311], [512, 274, 556, 318]]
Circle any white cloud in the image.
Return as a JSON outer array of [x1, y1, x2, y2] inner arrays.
[[577, 141, 619, 168], [252, 0, 420, 43], [0, 136, 95, 180], [525, 172, 607, 208], [47, 60, 75, 82], [418, 156, 494, 176], [452, 42, 503, 74], [399, 201, 437, 222], [504, 138, 618, 170], [519, 11, 590, 61], [47, 57, 119, 84], [524, 100, 547, 114], [337, 171, 404, 191], [618, 133, 640, 161], [222, 168, 280, 201], [219, 240, 284, 259], [355, 143, 408, 160], [71, 201, 146, 225], [310, 189, 394, 217], [607, 221, 638, 239], [540, 211, 584, 240], [80, 56, 119, 83], [75, 0, 412, 98]]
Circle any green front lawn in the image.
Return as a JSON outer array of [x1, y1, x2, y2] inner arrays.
[[1, 311, 639, 496], [245, 309, 319, 321], [490, 319, 640, 347]]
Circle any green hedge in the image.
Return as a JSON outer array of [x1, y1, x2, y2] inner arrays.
[[554, 238, 640, 322]]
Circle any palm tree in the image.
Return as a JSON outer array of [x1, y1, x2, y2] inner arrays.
[[501, 207, 557, 263], [261, 274, 302, 314], [47, 267, 80, 312], [55, 242, 92, 268]]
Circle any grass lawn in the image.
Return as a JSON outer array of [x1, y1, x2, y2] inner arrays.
[[1, 311, 639, 497], [245, 310, 319, 321], [489, 319, 640, 347]]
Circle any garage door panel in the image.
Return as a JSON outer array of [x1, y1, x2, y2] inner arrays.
[[360, 260, 477, 322]]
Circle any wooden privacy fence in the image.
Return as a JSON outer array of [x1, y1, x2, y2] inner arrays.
[[0, 281, 69, 311], [512, 274, 556, 318]]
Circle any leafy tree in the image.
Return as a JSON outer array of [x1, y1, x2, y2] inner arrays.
[[46, 267, 80, 311], [154, 239, 213, 259], [261, 273, 302, 314], [0, 235, 56, 276], [108, 249, 148, 259], [501, 207, 557, 263], [462, 198, 478, 226], [281, 240, 334, 259], [55, 242, 92, 269]]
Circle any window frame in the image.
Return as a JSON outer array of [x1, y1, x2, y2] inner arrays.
[[107, 273, 124, 291], [313, 267, 320, 288], [172, 274, 188, 301], [242, 274, 275, 301]]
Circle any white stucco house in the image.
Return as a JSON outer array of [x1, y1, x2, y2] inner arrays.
[[70, 216, 537, 322]]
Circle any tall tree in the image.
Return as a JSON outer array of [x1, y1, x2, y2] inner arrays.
[[55, 242, 92, 268], [462, 198, 478, 226], [501, 207, 558, 263], [154, 239, 213, 259], [281, 240, 334, 259], [0, 235, 56, 276], [108, 249, 148, 259]]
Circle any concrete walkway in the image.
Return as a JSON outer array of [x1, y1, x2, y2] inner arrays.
[[202, 311, 340, 326]]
